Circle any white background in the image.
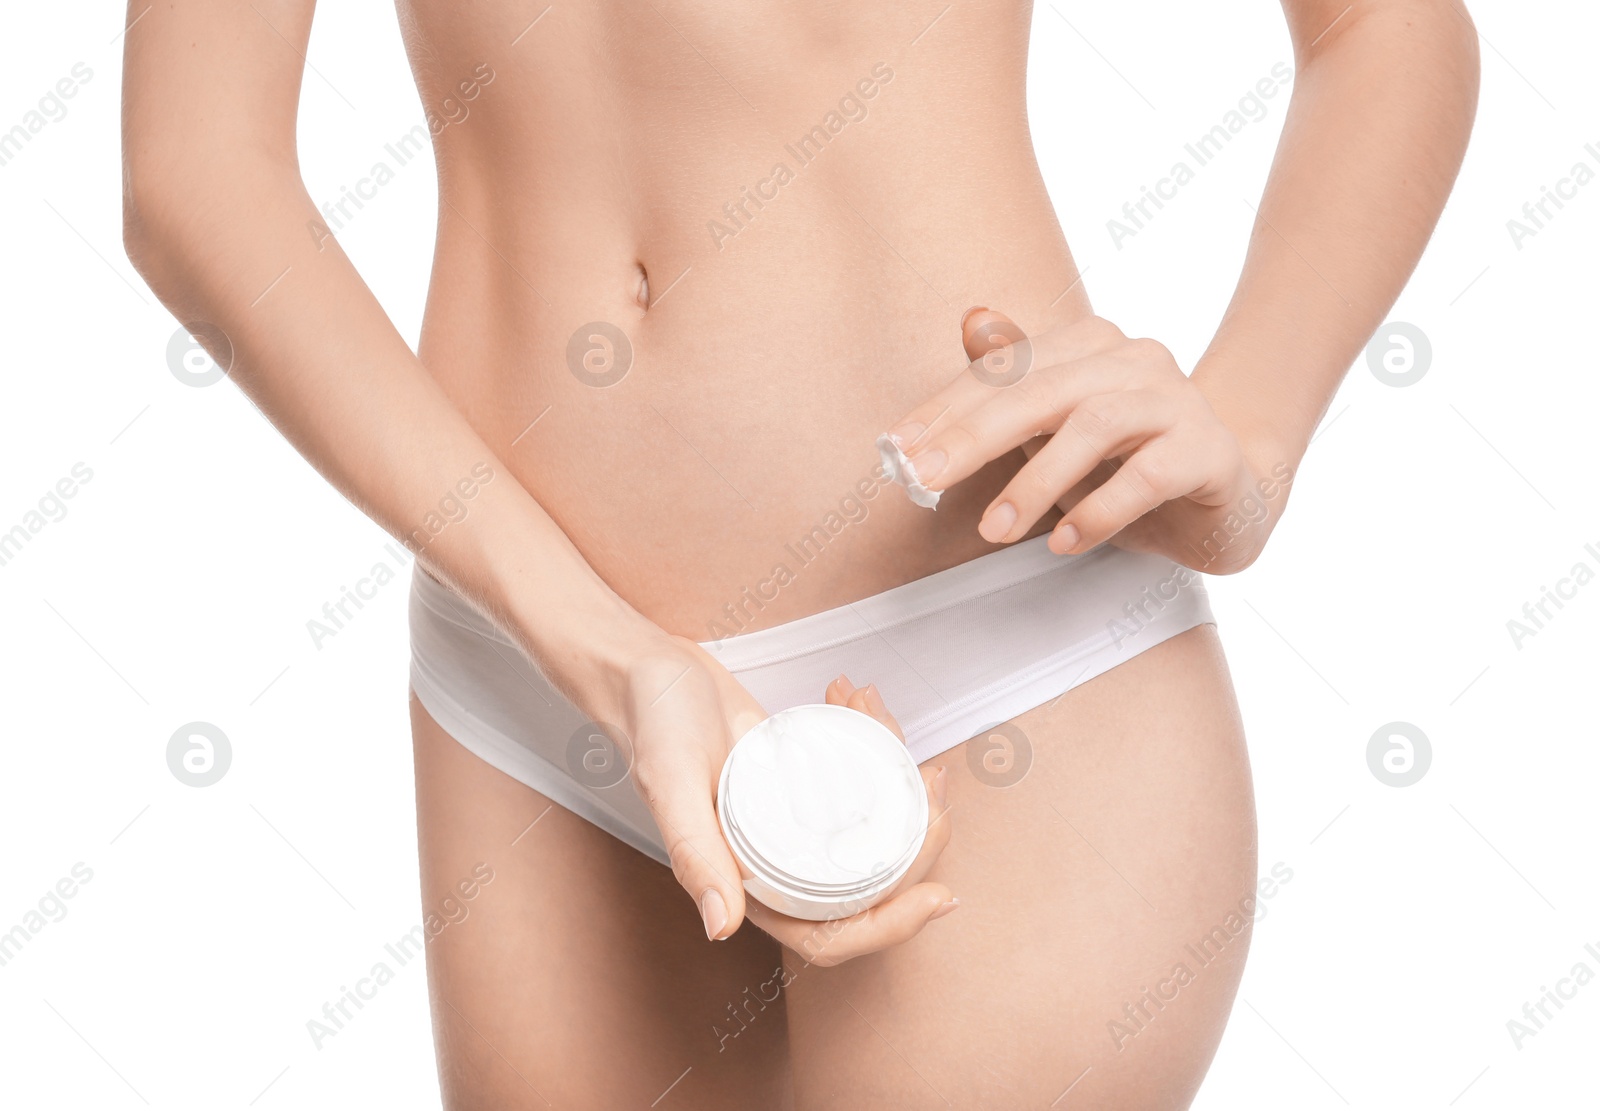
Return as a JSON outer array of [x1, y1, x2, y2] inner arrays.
[[2, 1, 1595, 1108]]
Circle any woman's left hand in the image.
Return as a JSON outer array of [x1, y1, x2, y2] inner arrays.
[[884, 309, 1293, 574]]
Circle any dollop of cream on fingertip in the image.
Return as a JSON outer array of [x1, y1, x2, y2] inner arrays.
[[876, 433, 941, 509]]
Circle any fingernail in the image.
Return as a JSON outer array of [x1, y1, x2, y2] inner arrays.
[[1051, 523, 1081, 554], [835, 673, 852, 690], [930, 897, 961, 921], [933, 765, 948, 807], [864, 684, 888, 717], [887, 422, 927, 449], [700, 889, 728, 941], [979, 501, 1017, 543], [908, 448, 946, 484], [962, 306, 990, 329]]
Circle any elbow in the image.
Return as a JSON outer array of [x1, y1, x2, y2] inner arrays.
[[1454, 7, 1483, 122], [1426, 3, 1482, 159], [1300, 1, 1481, 79], [120, 145, 255, 304], [1299, 1, 1481, 139], [1430, 2, 1482, 119], [121, 195, 156, 288], [121, 141, 227, 300], [121, 150, 181, 294], [122, 138, 305, 299]]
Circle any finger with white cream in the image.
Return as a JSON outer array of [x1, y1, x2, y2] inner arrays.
[[876, 432, 943, 509]]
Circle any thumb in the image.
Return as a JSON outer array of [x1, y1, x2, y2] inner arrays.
[[961, 306, 1026, 363], [646, 759, 748, 941]]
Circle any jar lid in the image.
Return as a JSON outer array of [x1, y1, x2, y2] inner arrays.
[[720, 704, 927, 896]]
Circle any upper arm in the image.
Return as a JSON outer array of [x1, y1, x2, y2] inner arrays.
[[121, 0, 316, 227]]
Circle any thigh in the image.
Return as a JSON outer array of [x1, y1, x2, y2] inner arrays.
[[784, 625, 1258, 1111], [410, 695, 792, 1111]]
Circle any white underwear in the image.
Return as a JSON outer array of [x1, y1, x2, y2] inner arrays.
[[409, 537, 1214, 867]]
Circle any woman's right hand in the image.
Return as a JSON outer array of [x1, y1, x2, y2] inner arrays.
[[617, 638, 956, 964]]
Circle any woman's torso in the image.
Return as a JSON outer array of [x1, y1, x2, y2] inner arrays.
[[399, 0, 1089, 639]]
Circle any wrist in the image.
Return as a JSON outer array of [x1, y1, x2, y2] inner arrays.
[[403, 466, 678, 724], [506, 584, 670, 725], [1191, 329, 1328, 458], [1234, 426, 1304, 499], [1184, 380, 1303, 541], [1192, 371, 1309, 484]]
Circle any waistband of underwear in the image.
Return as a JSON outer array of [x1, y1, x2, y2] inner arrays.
[[412, 534, 1114, 659], [698, 535, 1113, 669]]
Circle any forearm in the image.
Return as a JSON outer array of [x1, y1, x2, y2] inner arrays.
[[1191, 1, 1479, 470], [125, 157, 662, 715]]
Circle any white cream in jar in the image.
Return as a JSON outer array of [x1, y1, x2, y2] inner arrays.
[[717, 704, 928, 921]]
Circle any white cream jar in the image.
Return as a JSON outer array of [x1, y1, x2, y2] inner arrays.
[[717, 704, 928, 921]]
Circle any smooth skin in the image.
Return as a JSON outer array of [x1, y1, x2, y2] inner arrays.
[[414, 625, 1254, 1109], [122, 0, 1477, 1105]]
